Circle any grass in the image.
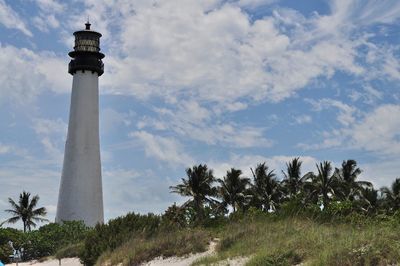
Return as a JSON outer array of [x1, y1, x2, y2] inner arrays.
[[55, 243, 84, 260], [93, 214, 400, 266], [95, 228, 210, 266], [193, 215, 400, 266]]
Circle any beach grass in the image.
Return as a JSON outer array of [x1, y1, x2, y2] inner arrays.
[[95, 228, 210, 266], [192, 215, 400, 266]]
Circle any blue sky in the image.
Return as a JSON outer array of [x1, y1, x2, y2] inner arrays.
[[1, 0, 400, 228]]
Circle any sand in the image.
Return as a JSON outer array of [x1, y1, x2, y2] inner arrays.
[[4, 241, 249, 266], [141, 240, 249, 266], [5, 258, 82, 266]]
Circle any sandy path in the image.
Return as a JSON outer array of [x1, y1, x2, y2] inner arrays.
[[4, 242, 249, 266], [141, 240, 249, 266], [5, 258, 82, 266], [141, 241, 217, 266]]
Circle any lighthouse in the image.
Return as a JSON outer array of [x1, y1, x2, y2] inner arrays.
[[56, 22, 104, 226]]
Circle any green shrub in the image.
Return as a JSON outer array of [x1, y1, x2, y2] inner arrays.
[[80, 212, 162, 266], [161, 204, 189, 229], [0, 228, 25, 263], [21, 221, 89, 260], [0, 221, 89, 262], [97, 228, 210, 266], [0, 243, 13, 264]]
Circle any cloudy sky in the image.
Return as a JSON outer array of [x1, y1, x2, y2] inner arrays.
[[1, 0, 400, 227]]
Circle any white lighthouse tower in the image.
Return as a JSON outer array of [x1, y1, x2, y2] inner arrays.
[[56, 22, 104, 226]]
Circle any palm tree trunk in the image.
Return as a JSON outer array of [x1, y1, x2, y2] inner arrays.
[[194, 197, 203, 223], [323, 192, 329, 209]]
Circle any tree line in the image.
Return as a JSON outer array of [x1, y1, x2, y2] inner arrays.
[[169, 159, 400, 224]]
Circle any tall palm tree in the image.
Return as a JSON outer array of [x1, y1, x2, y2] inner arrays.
[[381, 178, 400, 213], [306, 161, 338, 208], [250, 163, 282, 212], [218, 168, 250, 213], [5, 191, 48, 232], [335, 159, 372, 201], [170, 164, 217, 223], [281, 158, 311, 198]]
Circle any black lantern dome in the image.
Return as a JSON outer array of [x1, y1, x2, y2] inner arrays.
[[68, 22, 104, 76]]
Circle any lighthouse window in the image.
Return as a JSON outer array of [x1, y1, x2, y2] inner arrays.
[[75, 38, 100, 52]]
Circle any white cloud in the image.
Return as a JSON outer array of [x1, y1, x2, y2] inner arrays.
[[32, 118, 67, 162], [130, 131, 194, 167], [236, 0, 277, 9], [139, 103, 271, 148], [0, 45, 69, 105], [350, 104, 400, 156], [35, 0, 65, 13], [350, 85, 383, 104], [0, 0, 32, 36], [102, 167, 180, 218], [336, 0, 400, 26], [308, 98, 357, 127], [0, 143, 11, 154], [32, 0, 65, 32], [33, 14, 60, 32], [84, 0, 363, 107], [294, 114, 312, 125], [100, 108, 133, 134], [361, 159, 400, 188], [301, 104, 400, 157], [32, 118, 67, 136]]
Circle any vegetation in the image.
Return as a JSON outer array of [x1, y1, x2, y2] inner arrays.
[[4, 191, 48, 232], [0, 221, 89, 263], [193, 213, 400, 266], [96, 228, 209, 266], [170, 164, 217, 224], [217, 168, 250, 213], [80, 212, 161, 265], [5, 158, 400, 265]]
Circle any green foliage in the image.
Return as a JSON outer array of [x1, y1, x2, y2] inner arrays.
[[96, 228, 210, 266], [325, 200, 353, 217], [202, 214, 400, 265], [161, 203, 192, 229], [0, 243, 13, 264], [0, 221, 88, 262], [0, 228, 24, 263], [21, 221, 89, 260], [80, 212, 161, 266]]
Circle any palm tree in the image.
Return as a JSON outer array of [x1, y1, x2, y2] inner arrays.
[[217, 168, 250, 213], [4, 191, 48, 232], [281, 158, 311, 198], [381, 178, 400, 213], [360, 187, 379, 214], [170, 164, 217, 223], [335, 159, 372, 201], [306, 161, 339, 208], [250, 163, 283, 212]]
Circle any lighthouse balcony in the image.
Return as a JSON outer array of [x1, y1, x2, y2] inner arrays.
[[69, 56, 104, 76]]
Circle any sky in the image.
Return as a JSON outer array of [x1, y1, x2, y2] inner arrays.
[[1, 0, 400, 228]]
